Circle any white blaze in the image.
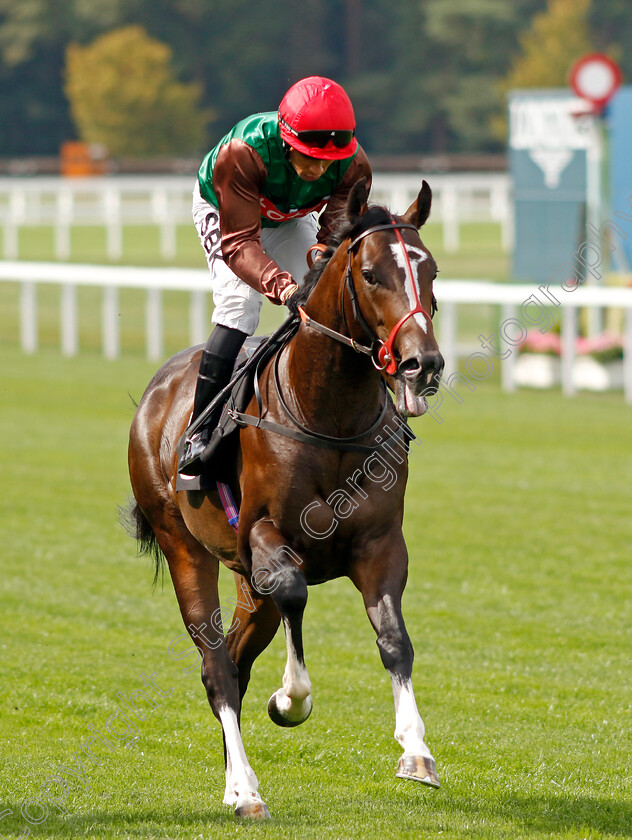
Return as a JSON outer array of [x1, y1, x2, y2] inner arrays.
[[389, 244, 429, 333]]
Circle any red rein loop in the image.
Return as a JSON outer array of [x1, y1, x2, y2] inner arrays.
[[306, 243, 327, 268], [375, 224, 432, 375]]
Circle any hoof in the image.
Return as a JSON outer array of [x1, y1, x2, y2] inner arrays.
[[396, 755, 441, 789], [235, 800, 271, 820], [267, 688, 313, 728]]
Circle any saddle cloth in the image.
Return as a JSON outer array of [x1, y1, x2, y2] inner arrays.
[[175, 319, 299, 492]]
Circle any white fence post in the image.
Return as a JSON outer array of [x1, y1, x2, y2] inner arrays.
[[500, 304, 517, 392], [55, 189, 73, 260], [146, 288, 163, 361], [152, 188, 177, 261], [190, 290, 207, 346], [20, 281, 38, 353], [561, 305, 577, 397], [439, 301, 457, 378], [491, 180, 513, 253], [104, 187, 123, 261], [624, 307, 632, 405], [441, 184, 459, 253], [6, 189, 27, 259], [102, 285, 120, 359], [60, 283, 78, 356]]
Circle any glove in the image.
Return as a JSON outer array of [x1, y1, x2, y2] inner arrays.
[[281, 283, 310, 317]]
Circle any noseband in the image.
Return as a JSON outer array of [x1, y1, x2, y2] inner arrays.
[[299, 217, 435, 375]]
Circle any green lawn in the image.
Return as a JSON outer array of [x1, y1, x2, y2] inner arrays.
[[1, 347, 630, 839], [1, 220, 510, 279], [5, 224, 205, 267]]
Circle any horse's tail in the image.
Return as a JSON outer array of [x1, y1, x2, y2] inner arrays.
[[119, 498, 166, 587]]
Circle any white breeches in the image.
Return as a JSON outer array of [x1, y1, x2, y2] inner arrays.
[[192, 180, 319, 336]]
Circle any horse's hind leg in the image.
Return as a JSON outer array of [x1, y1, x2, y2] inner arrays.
[[350, 533, 440, 789], [138, 507, 271, 819], [247, 520, 313, 727]]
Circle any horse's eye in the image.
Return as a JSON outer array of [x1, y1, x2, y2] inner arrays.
[[361, 269, 378, 285]]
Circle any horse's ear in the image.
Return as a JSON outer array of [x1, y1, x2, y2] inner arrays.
[[402, 180, 432, 229], [347, 177, 369, 221]]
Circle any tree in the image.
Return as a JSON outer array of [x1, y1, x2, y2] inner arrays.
[[420, 0, 525, 152], [503, 0, 594, 90], [64, 25, 211, 157], [346, 0, 541, 154], [590, 0, 631, 82], [4, 0, 626, 158]]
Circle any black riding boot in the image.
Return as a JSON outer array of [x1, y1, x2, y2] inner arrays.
[[178, 324, 247, 475]]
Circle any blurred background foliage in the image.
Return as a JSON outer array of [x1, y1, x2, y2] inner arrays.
[[0, 0, 629, 158], [64, 25, 211, 156]]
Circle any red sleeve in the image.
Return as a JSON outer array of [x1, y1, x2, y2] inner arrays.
[[318, 146, 373, 242], [212, 140, 294, 303]]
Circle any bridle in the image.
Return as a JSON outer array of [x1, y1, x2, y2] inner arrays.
[[220, 216, 437, 454], [299, 217, 436, 375]]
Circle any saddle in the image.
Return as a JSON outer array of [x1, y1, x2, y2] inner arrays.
[[175, 317, 299, 492]]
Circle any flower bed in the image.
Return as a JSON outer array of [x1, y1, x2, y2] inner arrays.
[[515, 331, 624, 391]]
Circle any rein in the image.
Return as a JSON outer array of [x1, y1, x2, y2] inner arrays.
[[298, 219, 434, 375], [228, 348, 410, 454], [224, 217, 432, 454]]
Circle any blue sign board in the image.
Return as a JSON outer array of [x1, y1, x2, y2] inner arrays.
[[608, 86, 632, 271], [509, 90, 591, 282]]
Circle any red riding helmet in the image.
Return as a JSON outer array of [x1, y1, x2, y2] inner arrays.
[[278, 76, 358, 161]]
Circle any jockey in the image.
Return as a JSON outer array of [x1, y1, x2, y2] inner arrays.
[[179, 75, 372, 475]]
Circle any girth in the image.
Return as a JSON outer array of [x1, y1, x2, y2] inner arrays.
[[226, 344, 414, 455]]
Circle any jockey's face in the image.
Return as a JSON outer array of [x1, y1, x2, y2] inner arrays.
[[288, 149, 333, 181]]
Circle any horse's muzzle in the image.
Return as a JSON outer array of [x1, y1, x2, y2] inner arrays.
[[398, 350, 444, 395], [394, 350, 444, 417]]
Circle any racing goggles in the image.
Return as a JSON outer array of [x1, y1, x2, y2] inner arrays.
[[280, 117, 355, 149]]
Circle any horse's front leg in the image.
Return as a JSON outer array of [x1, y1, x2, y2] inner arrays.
[[248, 520, 313, 727], [350, 533, 440, 788]]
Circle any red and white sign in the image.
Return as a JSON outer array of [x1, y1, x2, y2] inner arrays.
[[569, 53, 622, 111]]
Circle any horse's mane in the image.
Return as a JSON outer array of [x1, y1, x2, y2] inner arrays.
[[301, 204, 393, 294]]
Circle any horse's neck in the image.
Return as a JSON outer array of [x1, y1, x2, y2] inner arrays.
[[283, 262, 382, 435]]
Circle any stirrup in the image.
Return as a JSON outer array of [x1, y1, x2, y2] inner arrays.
[[177, 431, 209, 476]]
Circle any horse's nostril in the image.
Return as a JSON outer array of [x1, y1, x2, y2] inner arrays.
[[399, 358, 421, 378]]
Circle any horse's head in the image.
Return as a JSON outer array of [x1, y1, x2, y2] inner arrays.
[[343, 179, 444, 416]]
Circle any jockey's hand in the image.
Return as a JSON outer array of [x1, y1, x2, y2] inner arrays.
[[281, 283, 309, 317]]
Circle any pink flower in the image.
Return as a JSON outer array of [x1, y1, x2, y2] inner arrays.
[[520, 330, 624, 360], [519, 330, 562, 355], [575, 332, 623, 356]]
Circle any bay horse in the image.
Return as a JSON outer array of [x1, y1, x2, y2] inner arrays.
[[127, 179, 444, 819]]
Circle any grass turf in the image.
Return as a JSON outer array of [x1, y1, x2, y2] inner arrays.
[[1, 220, 510, 280], [0, 346, 630, 839]]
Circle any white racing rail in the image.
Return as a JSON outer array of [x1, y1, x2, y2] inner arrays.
[[0, 260, 630, 402], [0, 173, 512, 260]]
